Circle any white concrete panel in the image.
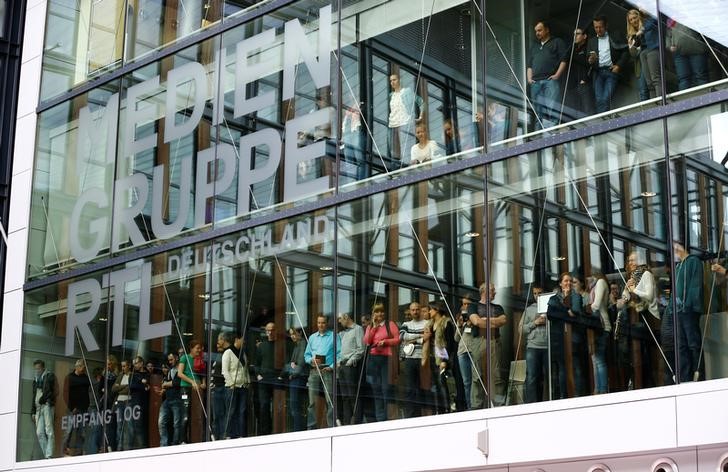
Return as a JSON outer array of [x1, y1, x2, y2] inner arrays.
[[21, 2, 47, 64], [697, 443, 728, 471], [509, 448, 698, 472], [26, 0, 46, 12], [0, 351, 20, 414], [332, 418, 488, 472], [15, 461, 100, 472], [8, 170, 32, 234], [487, 397, 678, 465], [33, 437, 333, 472], [1, 289, 23, 353], [676, 389, 728, 446], [0, 413, 17, 471], [16, 58, 42, 119], [4, 228, 28, 292], [12, 113, 37, 176]]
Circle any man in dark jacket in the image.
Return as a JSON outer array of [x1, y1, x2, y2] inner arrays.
[[31, 360, 56, 459], [671, 243, 704, 382], [254, 322, 277, 435], [568, 27, 595, 118], [587, 15, 630, 113], [63, 359, 90, 455]]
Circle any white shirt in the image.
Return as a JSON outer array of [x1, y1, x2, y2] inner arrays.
[[597, 33, 612, 67], [388, 90, 411, 128], [410, 140, 443, 164]]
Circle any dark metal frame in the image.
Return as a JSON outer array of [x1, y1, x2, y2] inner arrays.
[[0, 0, 26, 337]]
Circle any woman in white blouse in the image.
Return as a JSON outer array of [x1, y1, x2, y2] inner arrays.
[[410, 124, 443, 165]]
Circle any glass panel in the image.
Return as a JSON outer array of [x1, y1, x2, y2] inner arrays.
[[488, 120, 671, 404], [109, 242, 213, 448], [28, 81, 120, 280], [210, 209, 336, 435], [659, 1, 728, 103], [18, 269, 110, 460], [485, 0, 662, 147], [124, 0, 222, 64], [223, 0, 265, 21], [40, 0, 125, 101], [337, 0, 484, 190], [114, 38, 220, 255], [667, 102, 728, 384], [217, 1, 337, 226], [337, 167, 485, 421]]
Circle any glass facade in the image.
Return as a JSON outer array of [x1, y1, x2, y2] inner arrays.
[[17, 0, 728, 462]]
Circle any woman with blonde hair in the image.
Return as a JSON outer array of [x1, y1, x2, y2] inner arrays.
[[627, 8, 661, 99], [423, 301, 457, 414]]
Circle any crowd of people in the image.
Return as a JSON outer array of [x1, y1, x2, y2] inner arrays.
[[527, 11, 710, 128], [30, 243, 715, 458]]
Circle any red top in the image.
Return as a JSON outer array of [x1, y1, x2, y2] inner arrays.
[[363, 321, 400, 356]]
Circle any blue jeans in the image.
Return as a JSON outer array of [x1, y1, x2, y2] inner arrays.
[[525, 347, 548, 403], [289, 376, 307, 431], [638, 72, 650, 101], [457, 353, 472, 409], [224, 387, 247, 438], [592, 331, 609, 393], [158, 396, 184, 446], [115, 402, 134, 451], [343, 130, 367, 180], [550, 338, 567, 400], [84, 408, 102, 454], [678, 311, 703, 382], [367, 355, 390, 422], [211, 386, 227, 440], [571, 331, 587, 397], [530, 78, 560, 129], [34, 403, 54, 458], [593, 68, 619, 113], [674, 52, 708, 91], [401, 357, 423, 417]]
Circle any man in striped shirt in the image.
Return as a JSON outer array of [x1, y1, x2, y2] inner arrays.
[[400, 302, 428, 417]]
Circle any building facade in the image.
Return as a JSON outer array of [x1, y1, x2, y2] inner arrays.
[[2, 0, 728, 471]]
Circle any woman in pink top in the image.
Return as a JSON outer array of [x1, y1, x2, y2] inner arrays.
[[363, 303, 400, 421]]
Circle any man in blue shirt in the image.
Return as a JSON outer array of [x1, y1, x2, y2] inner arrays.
[[304, 314, 340, 429]]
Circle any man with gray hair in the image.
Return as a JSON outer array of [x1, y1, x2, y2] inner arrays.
[[337, 313, 365, 424]]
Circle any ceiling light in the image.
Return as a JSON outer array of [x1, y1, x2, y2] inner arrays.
[[182, 332, 194, 336], [465, 232, 480, 238], [552, 256, 566, 261], [640, 191, 656, 197], [198, 294, 210, 300], [98, 317, 107, 322], [319, 266, 333, 271]]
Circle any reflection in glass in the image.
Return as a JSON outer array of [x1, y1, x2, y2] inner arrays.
[[29, 82, 120, 279], [338, 0, 483, 189], [489, 121, 672, 403], [667, 103, 728, 385]]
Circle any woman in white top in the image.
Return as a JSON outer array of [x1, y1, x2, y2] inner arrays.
[[410, 124, 443, 165], [590, 273, 611, 393]]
